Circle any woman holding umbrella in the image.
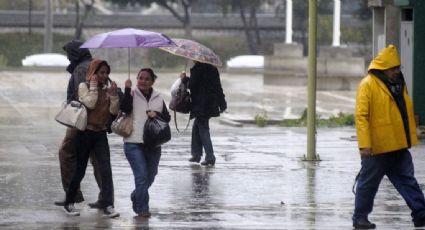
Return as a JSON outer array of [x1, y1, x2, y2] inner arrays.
[[161, 38, 226, 166], [120, 68, 171, 217], [181, 60, 227, 166]]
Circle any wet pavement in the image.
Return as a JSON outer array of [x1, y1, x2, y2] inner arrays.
[[1, 70, 425, 229]]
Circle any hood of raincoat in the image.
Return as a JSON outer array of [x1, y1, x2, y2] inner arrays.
[[63, 40, 92, 74], [367, 44, 401, 71], [85, 59, 110, 82]]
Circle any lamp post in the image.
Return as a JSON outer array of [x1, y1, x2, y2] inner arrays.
[[306, 0, 319, 161]]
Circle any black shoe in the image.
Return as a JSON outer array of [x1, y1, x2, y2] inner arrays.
[[63, 203, 80, 216], [414, 217, 425, 227], [353, 218, 376, 229], [54, 200, 65, 206], [200, 160, 215, 166], [188, 156, 201, 163], [88, 201, 102, 209], [137, 211, 151, 218], [54, 195, 84, 206]]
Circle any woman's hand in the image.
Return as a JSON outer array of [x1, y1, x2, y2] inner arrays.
[[125, 79, 132, 88], [147, 111, 157, 118], [180, 71, 186, 79], [91, 74, 98, 82], [107, 81, 118, 95], [89, 74, 98, 90], [110, 81, 117, 91]]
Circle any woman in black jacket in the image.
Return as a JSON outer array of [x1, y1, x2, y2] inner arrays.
[[181, 61, 227, 166]]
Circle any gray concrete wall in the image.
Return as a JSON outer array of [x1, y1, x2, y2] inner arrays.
[[264, 44, 365, 90]]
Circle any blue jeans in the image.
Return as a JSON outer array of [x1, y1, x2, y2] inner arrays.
[[191, 117, 215, 162], [353, 149, 425, 223], [65, 130, 114, 208], [124, 143, 161, 214]]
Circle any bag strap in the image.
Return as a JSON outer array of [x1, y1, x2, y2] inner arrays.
[[174, 110, 190, 133], [352, 169, 361, 195]]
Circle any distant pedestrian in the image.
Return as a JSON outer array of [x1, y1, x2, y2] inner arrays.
[[180, 61, 227, 166], [120, 68, 170, 217], [63, 59, 119, 218], [55, 40, 104, 208], [353, 45, 425, 229]]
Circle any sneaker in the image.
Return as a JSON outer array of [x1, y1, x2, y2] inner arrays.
[[63, 203, 80, 216], [88, 201, 102, 209], [200, 160, 215, 166], [103, 206, 120, 218], [188, 156, 201, 163]]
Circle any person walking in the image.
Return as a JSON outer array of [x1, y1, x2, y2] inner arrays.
[[353, 45, 425, 229], [55, 40, 104, 208], [120, 68, 170, 217], [180, 61, 227, 166], [63, 59, 119, 218]]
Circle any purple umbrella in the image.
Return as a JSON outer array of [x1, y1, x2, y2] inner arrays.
[[80, 28, 175, 78]]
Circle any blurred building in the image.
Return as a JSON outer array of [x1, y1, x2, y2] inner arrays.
[[368, 0, 425, 124]]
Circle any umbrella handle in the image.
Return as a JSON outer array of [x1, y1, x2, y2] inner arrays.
[[128, 47, 130, 80], [185, 59, 190, 74]]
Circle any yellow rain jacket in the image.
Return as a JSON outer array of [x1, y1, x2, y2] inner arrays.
[[355, 45, 418, 155]]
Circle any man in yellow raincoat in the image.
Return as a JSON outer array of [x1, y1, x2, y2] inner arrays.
[[353, 45, 425, 229]]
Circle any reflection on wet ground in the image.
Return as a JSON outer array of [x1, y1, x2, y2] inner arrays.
[[1, 71, 425, 229]]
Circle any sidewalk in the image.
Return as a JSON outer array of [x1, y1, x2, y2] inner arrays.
[[0, 70, 424, 229]]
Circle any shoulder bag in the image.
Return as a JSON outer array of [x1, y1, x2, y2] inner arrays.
[[55, 100, 87, 131], [111, 111, 133, 137]]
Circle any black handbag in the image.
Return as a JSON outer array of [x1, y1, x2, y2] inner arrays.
[[169, 78, 191, 114], [143, 116, 171, 147]]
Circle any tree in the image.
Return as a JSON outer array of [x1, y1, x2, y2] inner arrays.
[[105, 0, 195, 38], [292, 0, 334, 54], [347, 0, 371, 20], [218, 0, 262, 54], [74, 0, 95, 40]]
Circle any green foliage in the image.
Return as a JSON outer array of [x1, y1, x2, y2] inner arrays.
[[0, 32, 249, 68], [0, 32, 73, 67], [317, 15, 333, 45], [341, 23, 372, 45], [325, 112, 355, 127], [254, 113, 268, 127], [280, 109, 354, 127], [0, 0, 45, 10], [0, 54, 8, 69], [280, 118, 303, 127]]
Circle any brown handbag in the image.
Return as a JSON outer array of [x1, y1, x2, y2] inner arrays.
[[111, 111, 133, 137]]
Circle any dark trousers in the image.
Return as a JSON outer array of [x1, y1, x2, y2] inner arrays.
[[191, 117, 215, 162], [65, 130, 114, 208], [58, 128, 103, 201], [353, 149, 425, 223]]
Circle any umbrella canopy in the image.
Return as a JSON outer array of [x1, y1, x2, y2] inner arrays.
[[80, 28, 175, 79], [160, 38, 222, 67], [80, 28, 175, 48]]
